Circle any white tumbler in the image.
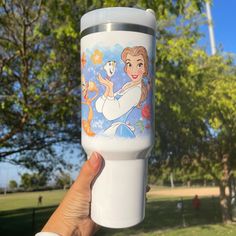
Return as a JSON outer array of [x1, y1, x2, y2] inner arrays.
[[80, 7, 156, 228]]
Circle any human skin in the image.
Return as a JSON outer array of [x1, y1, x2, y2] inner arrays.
[[41, 152, 103, 236]]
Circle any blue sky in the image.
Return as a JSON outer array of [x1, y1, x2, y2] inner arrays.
[[0, 0, 236, 188], [206, 0, 236, 55]]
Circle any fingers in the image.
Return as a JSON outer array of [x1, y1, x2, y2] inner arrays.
[[97, 73, 103, 83], [60, 152, 103, 219], [73, 152, 103, 193], [97, 74, 108, 85]]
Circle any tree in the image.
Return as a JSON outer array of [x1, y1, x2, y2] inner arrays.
[[20, 172, 48, 189], [0, 0, 81, 171], [8, 179, 17, 190], [151, 1, 236, 223], [196, 55, 236, 223], [0, 0, 205, 167], [20, 173, 32, 189], [175, 54, 236, 223], [55, 172, 71, 189]]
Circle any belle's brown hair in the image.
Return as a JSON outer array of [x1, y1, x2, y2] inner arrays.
[[121, 46, 149, 108]]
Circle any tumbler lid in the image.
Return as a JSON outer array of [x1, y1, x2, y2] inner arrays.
[[90, 158, 148, 228], [81, 7, 156, 32]]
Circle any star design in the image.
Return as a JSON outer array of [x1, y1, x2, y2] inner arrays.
[[91, 49, 103, 65]]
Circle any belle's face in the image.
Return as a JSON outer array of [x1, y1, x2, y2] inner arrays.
[[125, 54, 145, 82]]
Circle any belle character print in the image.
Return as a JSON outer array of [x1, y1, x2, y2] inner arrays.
[[81, 45, 152, 138]]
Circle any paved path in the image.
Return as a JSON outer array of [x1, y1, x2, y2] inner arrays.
[[148, 186, 229, 197]]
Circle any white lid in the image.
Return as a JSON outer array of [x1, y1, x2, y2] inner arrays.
[[80, 7, 156, 32], [90, 158, 148, 228]]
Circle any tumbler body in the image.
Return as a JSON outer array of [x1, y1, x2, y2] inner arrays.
[[80, 7, 156, 228]]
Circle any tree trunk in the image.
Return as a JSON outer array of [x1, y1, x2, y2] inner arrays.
[[187, 179, 191, 188], [219, 154, 231, 223], [229, 174, 236, 203], [170, 172, 175, 188], [219, 184, 231, 223]]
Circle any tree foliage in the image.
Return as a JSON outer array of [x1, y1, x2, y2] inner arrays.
[[55, 172, 71, 189], [151, 1, 236, 222], [20, 172, 48, 189], [8, 179, 17, 189], [0, 0, 81, 171], [0, 0, 205, 169]]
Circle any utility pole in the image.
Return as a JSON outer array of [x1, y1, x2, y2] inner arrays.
[[206, 1, 216, 55]]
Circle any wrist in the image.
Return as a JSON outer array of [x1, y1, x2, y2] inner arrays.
[[107, 96, 114, 100], [42, 209, 75, 236]]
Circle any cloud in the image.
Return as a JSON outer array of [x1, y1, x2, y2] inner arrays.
[[92, 119, 104, 129]]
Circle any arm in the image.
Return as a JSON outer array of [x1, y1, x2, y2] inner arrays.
[[102, 86, 141, 120], [114, 88, 125, 97], [95, 95, 106, 113]]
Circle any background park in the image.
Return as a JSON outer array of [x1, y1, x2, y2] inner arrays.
[[1, 0, 236, 235]]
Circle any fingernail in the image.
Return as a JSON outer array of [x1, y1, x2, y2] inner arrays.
[[90, 152, 101, 169]]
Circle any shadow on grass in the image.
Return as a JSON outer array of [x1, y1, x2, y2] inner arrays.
[[0, 205, 58, 236], [96, 197, 222, 236], [0, 197, 222, 236]]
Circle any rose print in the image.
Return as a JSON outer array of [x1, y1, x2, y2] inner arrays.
[[142, 104, 151, 120]]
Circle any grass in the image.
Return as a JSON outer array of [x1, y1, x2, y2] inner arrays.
[[96, 196, 226, 236], [0, 189, 236, 236], [0, 190, 66, 211], [0, 190, 66, 236]]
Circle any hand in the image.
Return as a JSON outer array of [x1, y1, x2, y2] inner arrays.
[[41, 152, 103, 236], [97, 73, 113, 88]]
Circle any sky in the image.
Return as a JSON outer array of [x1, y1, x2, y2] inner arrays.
[[203, 0, 236, 55], [0, 0, 236, 188], [211, 0, 236, 54]]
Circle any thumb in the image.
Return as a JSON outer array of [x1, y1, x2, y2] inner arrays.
[[72, 152, 103, 193], [59, 152, 103, 219]]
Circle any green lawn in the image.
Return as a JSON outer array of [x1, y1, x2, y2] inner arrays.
[[0, 190, 66, 236], [0, 189, 236, 236], [0, 190, 66, 211]]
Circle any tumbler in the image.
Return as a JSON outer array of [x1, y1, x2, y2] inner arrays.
[[80, 7, 156, 228]]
